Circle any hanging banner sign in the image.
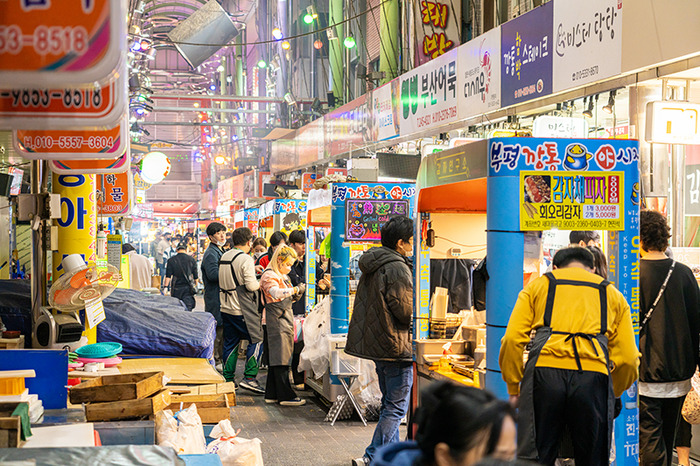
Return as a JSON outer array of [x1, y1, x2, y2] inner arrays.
[[552, 0, 622, 93], [13, 115, 129, 160], [520, 170, 624, 231], [399, 46, 460, 137], [532, 115, 589, 138], [501, 2, 553, 107], [302, 173, 317, 193], [325, 95, 369, 158], [0, 0, 125, 88], [414, 0, 462, 65], [0, 67, 126, 129], [49, 149, 130, 175], [369, 79, 401, 142], [97, 171, 133, 217], [460, 27, 501, 116]]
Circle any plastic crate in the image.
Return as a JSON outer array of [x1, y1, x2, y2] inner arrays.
[[0, 377, 25, 396], [328, 336, 360, 375]]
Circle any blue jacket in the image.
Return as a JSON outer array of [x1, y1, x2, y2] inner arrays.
[[373, 441, 422, 466], [201, 243, 223, 325]]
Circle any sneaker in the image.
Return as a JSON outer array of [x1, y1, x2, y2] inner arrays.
[[279, 397, 306, 406], [239, 378, 265, 395], [264, 398, 277, 404], [351, 457, 369, 466], [293, 383, 305, 391]]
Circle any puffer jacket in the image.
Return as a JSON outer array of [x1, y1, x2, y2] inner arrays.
[[345, 246, 413, 362]]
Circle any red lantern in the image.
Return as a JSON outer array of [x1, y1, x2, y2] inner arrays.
[[313, 40, 323, 50]]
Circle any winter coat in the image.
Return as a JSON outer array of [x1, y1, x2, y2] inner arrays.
[[373, 441, 422, 466], [345, 246, 413, 362], [201, 243, 223, 325]]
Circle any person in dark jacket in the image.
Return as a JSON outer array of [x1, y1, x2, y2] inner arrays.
[[638, 210, 700, 465], [163, 243, 198, 311], [201, 221, 226, 366], [373, 382, 516, 466], [346, 216, 414, 466]]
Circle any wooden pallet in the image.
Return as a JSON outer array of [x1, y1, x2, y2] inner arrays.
[[70, 372, 163, 404], [85, 389, 171, 422], [168, 382, 236, 406], [0, 416, 21, 448]]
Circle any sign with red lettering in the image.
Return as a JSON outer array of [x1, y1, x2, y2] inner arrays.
[[0, 0, 125, 87], [415, 0, 461, 65], [97, 171, 132, 216]]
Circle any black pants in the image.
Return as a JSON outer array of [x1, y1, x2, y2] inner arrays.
[[639, 395, 685, 465], [261, 324, 269, 367], [532, 367, 609, 466], [265, 365, 297, 402], [291, 339, 305, 385], [172, 288, 195, 311], [676, 401, 692, 448]]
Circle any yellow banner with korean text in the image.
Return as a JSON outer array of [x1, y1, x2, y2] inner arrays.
[[520, 170, 624, 231]]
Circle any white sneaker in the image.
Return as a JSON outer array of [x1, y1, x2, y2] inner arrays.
[[279, 397, 306, 406], [351, 457, 369, 466]]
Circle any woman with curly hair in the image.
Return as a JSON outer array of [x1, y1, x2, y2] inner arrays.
[[373, 382, 516, 465], [638, 210, 700, 465]]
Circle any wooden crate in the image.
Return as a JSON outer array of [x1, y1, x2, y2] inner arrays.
[[167, 395, 230, 424], [70, 371, 163, 404], [85, 389, 171, 422], [0, 416, 21, 448], [168, 382, 236, 406], [0, 336, 24, 350]]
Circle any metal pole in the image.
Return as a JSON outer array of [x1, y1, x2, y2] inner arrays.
[[30, 160, 47, 325], [151, 94, 283, 103], [139, 121, 258, 127], [150, 107, 276, 114]]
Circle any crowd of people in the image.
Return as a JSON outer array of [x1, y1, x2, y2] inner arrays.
[[118, 210, 699, 466]]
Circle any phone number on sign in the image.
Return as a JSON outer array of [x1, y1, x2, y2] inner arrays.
[[1, 88, 103, 109], [23, 136, 115, 151], [0, 25, 89, 56]]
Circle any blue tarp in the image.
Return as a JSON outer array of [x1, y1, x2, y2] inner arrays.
[[0, 280, 215, 360]]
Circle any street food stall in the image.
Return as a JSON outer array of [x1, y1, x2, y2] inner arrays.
[[414, 137, 640, 462]]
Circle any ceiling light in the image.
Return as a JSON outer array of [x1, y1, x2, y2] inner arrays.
[[303, 13, 313, 24], [215, 155, 226, 165], [216, 64, 225, 72], [272, 28, 283, 41], [257, 60, 267, 68], [193, 102, 200, 108], [602, 90, 616, 114], [209, 84, 216, 91], [313, 39, 323, 50], [281, 40, 291, 50], [583, 96, 594, 118], [343, 34, 356, 49]]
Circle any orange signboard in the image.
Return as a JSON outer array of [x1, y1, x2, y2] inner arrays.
[[0, 0, 125, 87], [14, 116, 128, 160], [50, 149, 130, 175], [97, 171, 132, 216]]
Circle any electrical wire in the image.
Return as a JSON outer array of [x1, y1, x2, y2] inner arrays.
[[434, 236, 487, 248]]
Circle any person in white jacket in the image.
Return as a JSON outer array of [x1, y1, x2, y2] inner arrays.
[[122, 243, 153, 291]]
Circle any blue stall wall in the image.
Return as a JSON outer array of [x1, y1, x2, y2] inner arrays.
[[486, 137, 640, 465], [329, 182, 416, 334]]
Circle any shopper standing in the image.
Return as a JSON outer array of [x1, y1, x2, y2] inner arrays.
[[218, 227, 265, 394], [122, 243, 153, 291], [638, 210, 700, 465], [499, 246, 638, 466], [156, 232, 171, 278], [260, 245, 306, 406], [346, 216, 415, 466], [163, 243, 198, 311], [201, 222, 227, 368], [256, 231, 287, 271]]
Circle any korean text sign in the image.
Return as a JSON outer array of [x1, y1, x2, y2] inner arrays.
[[501, 2, 553, 107], [345, 199, 409, 242], [415, 0, 461, 65]]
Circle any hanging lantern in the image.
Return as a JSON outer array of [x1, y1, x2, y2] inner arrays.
[[313, 39, 323, 50], [139, 151, 171, 184]]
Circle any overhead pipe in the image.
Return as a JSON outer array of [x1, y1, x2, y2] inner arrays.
[[151, 94, 283, 103], [139, 121, 257, 127], [151, 106, 275, 114]]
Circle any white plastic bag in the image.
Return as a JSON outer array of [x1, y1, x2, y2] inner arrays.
[[299, 297, 331, 378], [155, 404, 206, 455], [206, 419, 264, 466]]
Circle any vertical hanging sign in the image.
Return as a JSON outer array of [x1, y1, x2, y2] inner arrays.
[[414, 0, 462, 65]]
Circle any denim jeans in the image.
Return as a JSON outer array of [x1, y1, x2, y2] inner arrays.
[[364, 360, 413, 461], [222, 313, 262, 382]]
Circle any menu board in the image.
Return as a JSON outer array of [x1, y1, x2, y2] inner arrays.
[[345, 199, 409, 242]]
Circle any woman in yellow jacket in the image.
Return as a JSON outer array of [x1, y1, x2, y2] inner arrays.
[[499, 246, 639, 466]]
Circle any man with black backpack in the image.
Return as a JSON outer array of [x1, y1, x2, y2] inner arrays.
[[218, 227, 265, 394], [163, 243, 198, 311]]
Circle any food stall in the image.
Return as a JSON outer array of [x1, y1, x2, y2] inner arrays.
[[414, 137, 640, 462], [256, 199, 307, 243]]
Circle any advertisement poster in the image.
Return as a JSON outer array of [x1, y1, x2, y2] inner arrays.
[[370, 79, 401, 142], [274, 199, 308, 235], [345, 199, 409, 242], [552, 0, 622, 93], [414, 0, 461, 65], [460, 27, 501, 117], [400, 46, 460, 137], [97, 172, 132, 216], [520, 170, 623, 230], [501, 2, 553, 107], [324, 96, 369, 158]]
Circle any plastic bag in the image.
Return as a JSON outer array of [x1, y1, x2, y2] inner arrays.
[[155, 404, 206, 455], [206, 419, 264, 466], [354, 359, 382, 421], [299, 297, 331, 378]]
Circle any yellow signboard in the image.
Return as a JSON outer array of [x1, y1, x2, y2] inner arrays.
[[520, 170, 624, 231]]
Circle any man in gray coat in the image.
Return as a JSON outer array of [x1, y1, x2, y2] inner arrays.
[[346, 216, 414, 466]]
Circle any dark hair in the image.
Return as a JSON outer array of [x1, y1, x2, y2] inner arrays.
[[164, 232, 171, 238], [283, 212, 301, 230], [473, 459, 535, 466], [380, 216, 414, 249], [252, 237, 267, 249], [288, 230, 305, 245], [415, 382, 514, 464], [569, 230, 600, 245], [122, 243, 136, 254], [552, 246, 595, 270], [270, 231, 288, 247], [640, 209, 670, 252], [176, 242, 187, 251], [206, 221, 226, 237], [586, 245, 608, 279], [232, 227, 253, 246]]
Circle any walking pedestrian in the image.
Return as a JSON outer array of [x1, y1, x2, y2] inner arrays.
[[218, 227, 265, 394], [346, 216, 415, 465], [201, 221, 227, 368], [499, 246, 638, 465], [260, 245, 306, 406], [122, 243, 153, 291], [163, 243, 198, 311], [638, 210, 700, 465]]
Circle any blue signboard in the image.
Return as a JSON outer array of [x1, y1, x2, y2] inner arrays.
[[501, 2, 553, 107]]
